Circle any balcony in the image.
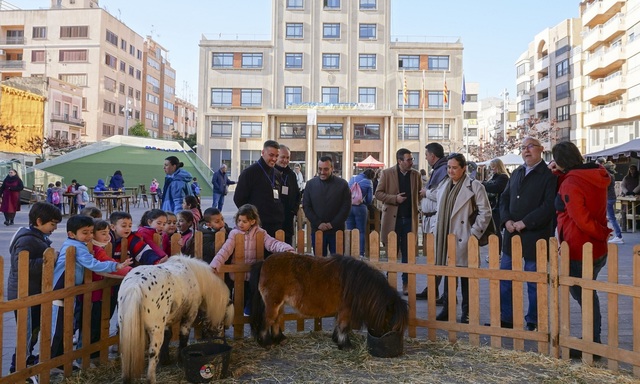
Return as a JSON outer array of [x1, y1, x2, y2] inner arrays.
[[583, 45, 625, 76], [583, 101, 624, 126], [582, 13, 625, 51], [582, 0, 625, 28], [50, 113, 85, 128], [516, 91, 530, 103], [534, 55, 549, 72], [583, 73, 626, 102], [536, 96, 550, 112], [0, 36, 25, 45], [0, 60, 25, 70], [535, 76, 550, 93]]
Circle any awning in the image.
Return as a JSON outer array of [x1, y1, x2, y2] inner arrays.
[[584, 138, 640, 161], [477, 153, 523, 166], [356, 155, 385, 168]]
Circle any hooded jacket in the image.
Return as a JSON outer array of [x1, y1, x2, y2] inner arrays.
[[108, 173, 125, 190], [7, 226, 52, 300], [162, 167, 193, 214], [555, 163, 611, 261], [94, 179, 108, 193]]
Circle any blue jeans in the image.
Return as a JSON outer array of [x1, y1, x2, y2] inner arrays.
[[346, 204, 368, 256], [213, 193, 225, 211], [570, 255, 607, 343], [311, 230, 336, 256], [395, 217, 413, 285], [499, 253, 538, 325], [607, 198, 622, 238]]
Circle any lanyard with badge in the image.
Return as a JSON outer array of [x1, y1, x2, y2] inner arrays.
[[259, 162, 279, 200], [281, 173, 289, 196]]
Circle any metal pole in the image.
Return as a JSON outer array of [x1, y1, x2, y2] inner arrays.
[[502, 88, 508, 144], [402, 68, 405, 141]]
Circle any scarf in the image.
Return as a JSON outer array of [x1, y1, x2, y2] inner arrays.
[[435, 178, 464, 266]]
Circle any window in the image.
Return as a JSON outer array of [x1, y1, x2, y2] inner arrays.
[[241, 89, 262, 107], [280, 122, 306, 138], [354, 124, 379, 139], [106, 30, 118, 46], [120, 39, 127, 51], [60, 26, 88, 38], [146, 93, 159, 105], [136, 69, 141, 80], [211, 149, 232, 170], [324, 0, 340, 8], [556, 105, 570, 122], [359, 24, 376, 39], [464, 111, 478, 119], [32, 26, 47, 39], [59, 73, 88, 87], [466, 94, 478, 102], [322, 53, 340, 69], [31, 50, 45, 63], [241, 150, 261, 172], [427, 91, 448, 108], [135, 90, 141, 100], [211, 89, 232, 107], [59, 50, 87, 62], [427, 123, 450, 139], [129, 65, 135, 76], [103, 53, 116, 68], [317, 151, 343, 176], [285, 86, 303, 105], [102, 123, 115, 137], [213, 53, 234, 68], [147, 57, 160, 70], [517, 63, 526, 77], [287, 0, 303, 9], [137, 49, 142, 60], [286, 23, 303, 39], [119, 82, 126, 95], [359, 54, 376, 69], [146, 75, 160, 88], [556, 59, 569, 78], [211, 121, 232, 137], [318, 123, 343, 139], [360, 0, 376, 9], [130, 45, 136, 56], [241, 122, 262, 138], [322, 87, 339, 103], [398, 124, 419, 140], [358, 87, 376, 104], [323, 23, 340, 39], [428, 55, 449, 71], [103, 100, 116, 115], [120, 61, 126, 72], [128, 86, 133, 97], [165, 84, 175, 96], [104, 76, 116, 92], [556, 81, 569, 100], [518, 100, 529, 114], [285, 53, 303, 69], [398, 55, 419, 70], [164, 100, 174, 111], [242, 53, 263, 68], [165, 68, 176, 79], [398, 90, 420, 108]]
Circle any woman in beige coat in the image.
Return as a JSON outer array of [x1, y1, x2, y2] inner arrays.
[[430, 153, 491, 323]]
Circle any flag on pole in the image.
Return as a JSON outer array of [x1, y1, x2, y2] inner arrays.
[[403, 73, 408, 105], [461, 75, 466, 105], [420, 71, 426, 109], [443, 80, 449, 105]]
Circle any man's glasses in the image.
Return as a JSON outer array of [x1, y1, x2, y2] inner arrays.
[[402, 157, 414, 162], [519, 143, 540, 151]]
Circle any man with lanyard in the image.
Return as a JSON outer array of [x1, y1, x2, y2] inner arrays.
[[417, 142, 449, 300], [275, 144, 301, 246], [234, 140, 284, 237]]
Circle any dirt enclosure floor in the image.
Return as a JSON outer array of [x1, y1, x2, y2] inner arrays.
[[58, 332, 640, 383]]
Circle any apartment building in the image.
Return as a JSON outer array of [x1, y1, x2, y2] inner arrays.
[[462, 81, 479, 153], [580, 0, 640, 152], [197, 0, 463, 181], [515, 18, 582, 152], [0, 0, 145, 142], [142, 37, 177, 139], [174, 97, 197, 138], [477, 97, 517, 149]]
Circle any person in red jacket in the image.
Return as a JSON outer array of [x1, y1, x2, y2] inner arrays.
[[550, 141, 610, 357]]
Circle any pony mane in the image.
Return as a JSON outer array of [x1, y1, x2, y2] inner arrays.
[[332, 255, 408, 334]]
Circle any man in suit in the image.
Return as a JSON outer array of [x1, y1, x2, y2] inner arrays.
[[375, 148, 423, 294]]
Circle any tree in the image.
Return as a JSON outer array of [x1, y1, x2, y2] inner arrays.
[[21, 135, 82, 158], [0, 123, 18, 147], [172, 132, 197, 151], [128, 121, 150, 137]]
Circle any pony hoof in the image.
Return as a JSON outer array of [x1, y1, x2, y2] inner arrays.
[[273, 333, 287, 345], [338, 340, 354, 350]]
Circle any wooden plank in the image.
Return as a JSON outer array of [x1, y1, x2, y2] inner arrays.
[[559, 241, 571, 360], [549, 238, 560, 359], [468, 237, 480, 346], [634, 244, 640, 377], [511, 236, 524, 351], [425, 233, 437, 342], [445, 234, 457, 343], [488, 234, 501, 348], [536, 239, 549, 354], [407, 232, 417, 338], [607, 243, 619, 372], [582, 243, 595, 364], [15, 251, 29, 372]]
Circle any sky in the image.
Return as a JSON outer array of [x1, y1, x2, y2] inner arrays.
[[9, 0, 581, 103]]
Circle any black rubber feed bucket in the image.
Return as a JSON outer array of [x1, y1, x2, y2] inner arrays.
[[367, 329, 403, 358], [181, 339, 232, 383]]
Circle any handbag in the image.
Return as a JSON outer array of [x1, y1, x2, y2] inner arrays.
[[470, 194, 497, 247]]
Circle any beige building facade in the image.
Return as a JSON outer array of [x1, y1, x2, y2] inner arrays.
[[197, 0, 464, 181]]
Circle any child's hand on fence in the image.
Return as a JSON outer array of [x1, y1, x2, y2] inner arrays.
[[117, 258, 133, 270], [156, 255, 169, 264]]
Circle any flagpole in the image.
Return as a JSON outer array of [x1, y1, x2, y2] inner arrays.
[[421, 70, 425, 141], [402, 68, 406, 141], [442, 70, 445, 141]]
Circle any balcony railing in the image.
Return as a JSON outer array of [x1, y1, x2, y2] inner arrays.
[[0, 60, 25, 69], [0, 37, 25, 45], [50, 113, 85, 127]]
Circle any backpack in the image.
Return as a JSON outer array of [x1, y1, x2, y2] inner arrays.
[[350, 179, 363, 206], [82, 191, 90, 203], [51, 190, 61, 205]]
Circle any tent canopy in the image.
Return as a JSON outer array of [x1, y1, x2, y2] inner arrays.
[[356, 155, 385, 168], [478, 153, 523, 166], [584, 138, 640, 161]]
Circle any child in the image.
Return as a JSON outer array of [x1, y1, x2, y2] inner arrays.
[[46, 183, 55, 204], [162, 211, 178, 256], [87, 219, 132, 358], [51, 215, 132, 360], [80, 206, 102, 219], [182, 195, 202, 224], [210, 204, 294, 314], [191, 177, 201, 204], [51, 181, 64, 210], [109, 211, 167, 267], [199, 208, 230, 263], [177, 210, 196, 255], [7, 202, 62, 373], [136, 209, 169, 258]]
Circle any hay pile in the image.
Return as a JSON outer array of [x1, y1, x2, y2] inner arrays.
[[59, 332, 639, 383]]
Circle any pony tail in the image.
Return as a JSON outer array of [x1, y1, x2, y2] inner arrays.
[[119, 283, 146, 382], [249, 261, 265, 337]]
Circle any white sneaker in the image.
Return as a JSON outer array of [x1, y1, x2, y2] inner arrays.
[[608, 236, 624, 244]]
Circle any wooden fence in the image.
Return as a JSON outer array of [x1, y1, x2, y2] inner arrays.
[[2, 230, 640, 383]]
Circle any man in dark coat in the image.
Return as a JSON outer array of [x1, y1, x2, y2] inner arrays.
[[498, 137, 557, 331], [275, 145, 301, 246], [234, 140, 284, 237], [212, 164, 235, 211]]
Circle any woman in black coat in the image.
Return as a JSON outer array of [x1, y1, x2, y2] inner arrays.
[[482, 158, 509, 248]]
